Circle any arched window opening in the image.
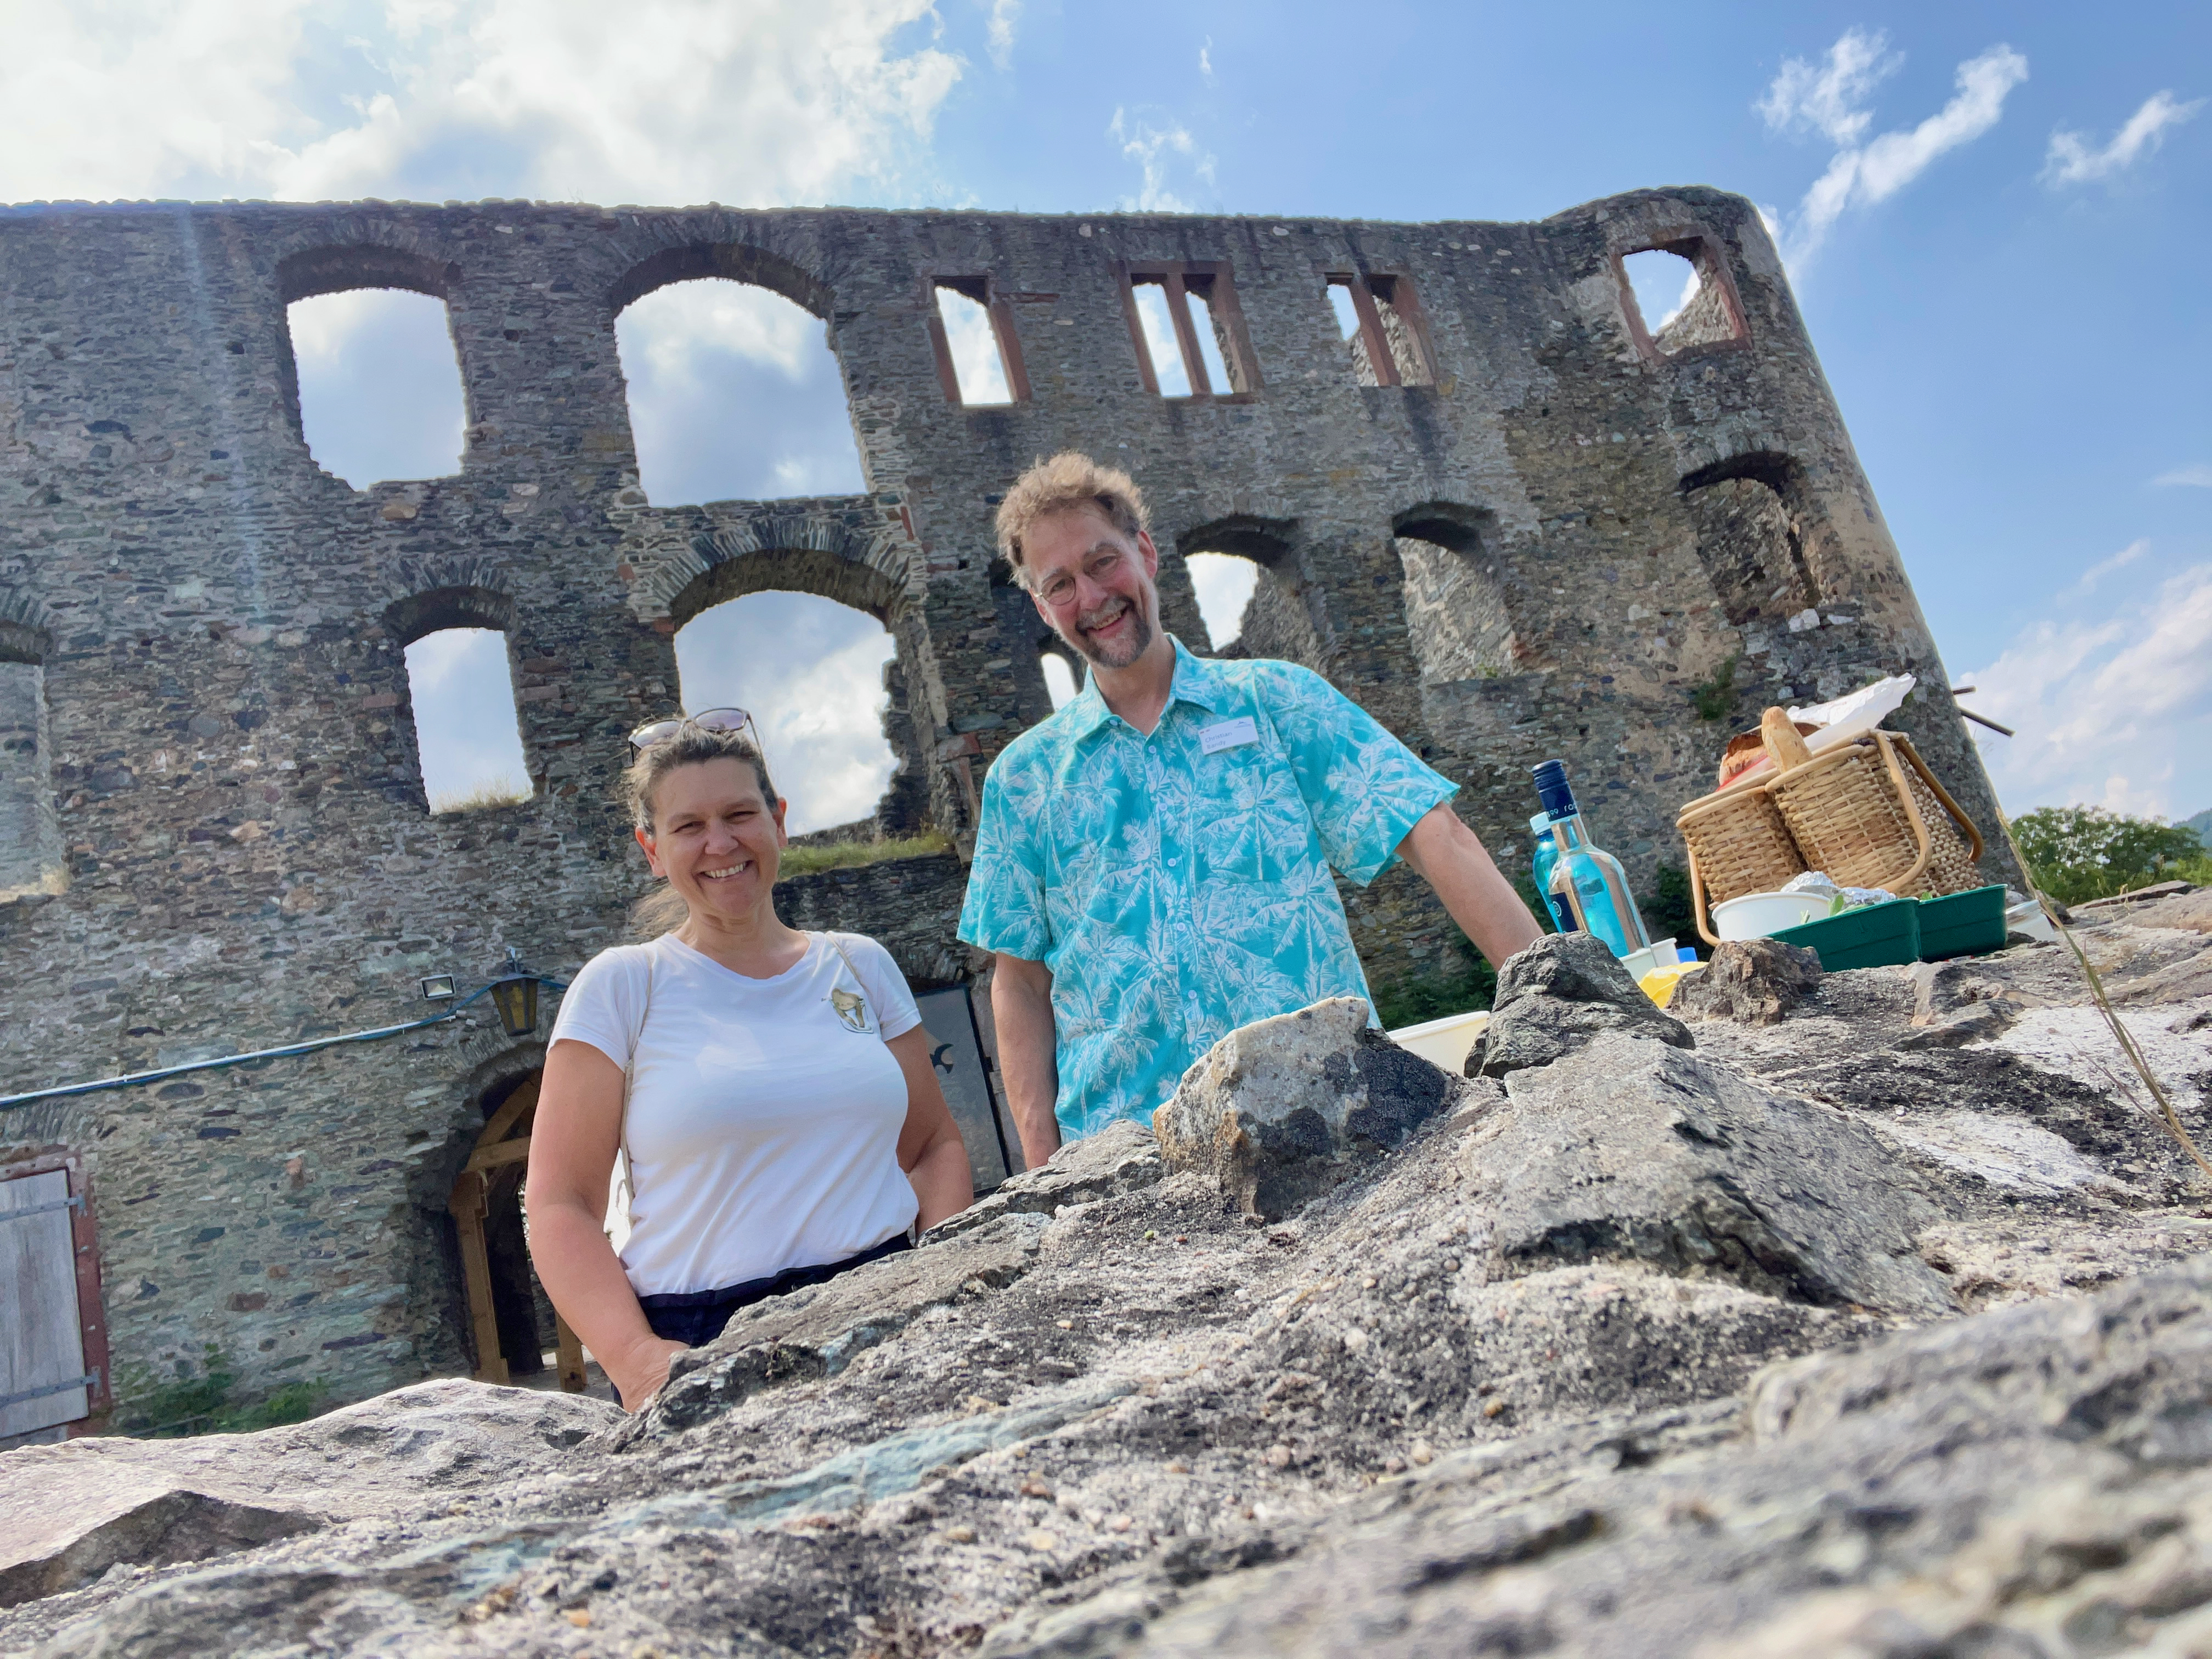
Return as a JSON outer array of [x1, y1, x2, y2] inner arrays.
[[404, 629, 531, 814], [930, 280, 1019, 405], [674, 592, 899, 839], [0, 609, 63, 900], [1184, 552, 1260, 652], [1620, 244, 1743, 357], [1040, 651, 1080, 710], [1393, 515, 1519, 683], [1680, 475, 1818, 628], [616, 280, 864, 507], [286, 290, 466, 489]]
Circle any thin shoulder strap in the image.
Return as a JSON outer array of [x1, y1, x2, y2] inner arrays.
[[612, 943, 654, 1228]]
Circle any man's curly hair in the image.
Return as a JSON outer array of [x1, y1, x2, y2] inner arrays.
[[994, 452, 1150, 584]]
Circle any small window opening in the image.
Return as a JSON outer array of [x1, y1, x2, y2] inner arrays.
[[1325, 274, 1432, 387], [287, 289, 466, 488], [1040, 652, 1079, 710], [1119, 263, 1257, 398], [675, 593, 900, 838], [1131, 283, 1194, 397], [616, 279, 865, 505], [1184, 552, 1261, 651], [0, 659, 64, 900], [1620, 245, 1743, 356], [404, 629, 532, 814], [930, 279, 1020, 405]]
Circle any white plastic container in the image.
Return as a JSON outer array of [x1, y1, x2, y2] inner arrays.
[[1712, 890, 1831, 941], [1388, 1009, 1491, 1075], [2005, 899, 2058, 943], [1618, 938, 1679, 984]]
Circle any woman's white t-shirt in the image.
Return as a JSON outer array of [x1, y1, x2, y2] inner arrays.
[[548, 930, 923, 1297]]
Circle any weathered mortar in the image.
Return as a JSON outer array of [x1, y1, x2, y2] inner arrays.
[[0, 188, 2006, 1421]]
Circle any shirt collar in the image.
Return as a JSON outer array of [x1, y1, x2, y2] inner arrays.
[[1062, 636, 1226, 742]]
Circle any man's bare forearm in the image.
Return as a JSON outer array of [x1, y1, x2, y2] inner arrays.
[[990, 953, 1063, 1166], [1400, 804, 1544, 967]]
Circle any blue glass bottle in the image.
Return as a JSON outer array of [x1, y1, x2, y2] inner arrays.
[[1529, 760, 1651, 959]]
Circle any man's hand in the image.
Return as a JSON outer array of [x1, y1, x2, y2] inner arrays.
[[990, 953, 1062, 1167], [1397, 804, 1544, 968]]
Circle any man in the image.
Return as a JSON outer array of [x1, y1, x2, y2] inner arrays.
[[959, 452, 1543, 1166]]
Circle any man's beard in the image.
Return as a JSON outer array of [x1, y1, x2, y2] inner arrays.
[[1068, 592, 1154, 669]]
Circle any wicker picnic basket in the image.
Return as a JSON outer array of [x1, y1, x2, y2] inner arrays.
[[1678, 709, 1985, 946]]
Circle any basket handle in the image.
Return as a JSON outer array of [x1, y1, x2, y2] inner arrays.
[[1872, 732, 1934, 895], [1685, 848, 1722, 949], [1890, 734, 1985, 862]]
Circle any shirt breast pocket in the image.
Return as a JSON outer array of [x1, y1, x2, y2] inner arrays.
[[1192, 742, 1308, 886]]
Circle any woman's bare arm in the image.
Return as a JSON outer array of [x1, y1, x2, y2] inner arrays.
[[887, 1026, 974, 1232], [524, 1038, 686, 1411]]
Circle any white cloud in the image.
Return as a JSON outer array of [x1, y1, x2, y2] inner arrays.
[[1757, 27, 1901, 147], [1759, 33, 2028, 267], [674, 594, 899, 835], [2044, 91, 2203, 186], [984, 0, 1022, 72], [2153, 464, 2212, 489], [2072, 537, 2148, 595], [403, 628, 532, 808], [1184, 553, 1258, 650], [1199, 38, 1215, 83], [1107, 107, 1215, 212], [0, 0, 964, 208], [1965, 561, 2212, 819]]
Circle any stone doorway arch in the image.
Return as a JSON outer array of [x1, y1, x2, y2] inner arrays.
[[447, 1070, 587, 1391]]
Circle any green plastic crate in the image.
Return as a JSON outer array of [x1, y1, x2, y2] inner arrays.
[[1769, 898, 1923, 972], [1916, 884, 2009, 962]]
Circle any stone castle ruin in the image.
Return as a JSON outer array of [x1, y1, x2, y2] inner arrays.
[[0, 187, 2010, 1433]]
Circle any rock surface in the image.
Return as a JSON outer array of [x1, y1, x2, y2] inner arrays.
[[1671, 936, 1823, 1025], [3, 913, 2210, 1658], [1154, 997, 1455, 1220], [1477, 932, 1693, 1076]]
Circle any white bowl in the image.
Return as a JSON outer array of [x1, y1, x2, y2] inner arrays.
[[1388, 1009, 1491, 1074], [1712, 890, 1831, 941], [1617, 939, 1678, 983]]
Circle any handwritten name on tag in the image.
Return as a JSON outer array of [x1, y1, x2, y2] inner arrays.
[[1199, 716, 1260, 755]]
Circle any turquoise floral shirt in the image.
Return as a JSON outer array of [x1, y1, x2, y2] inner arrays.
[[958, 639, 1457, 1141]]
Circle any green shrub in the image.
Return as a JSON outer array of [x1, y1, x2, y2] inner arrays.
[[1690, 654, 1740, 723], [1639, 862, 1697, 946], [2011, 805, 2209, 905], [117, 1345, 331, 1438]]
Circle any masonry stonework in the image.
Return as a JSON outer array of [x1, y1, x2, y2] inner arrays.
[[0, 188, 2006, 1425]]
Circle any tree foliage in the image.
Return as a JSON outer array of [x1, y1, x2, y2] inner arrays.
[[2011, 806, 2210, 905]]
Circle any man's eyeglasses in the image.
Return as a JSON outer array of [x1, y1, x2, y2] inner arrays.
[[1032, 546, 1128, 608], [626, 706, 760, 761]]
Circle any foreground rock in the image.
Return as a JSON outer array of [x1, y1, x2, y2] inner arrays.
[[1469, 1031, 1955, 1314], [1477, 932, 1693, 1076], [2, 913, 2208, 1657], [1154, 996, 1455, 1220]]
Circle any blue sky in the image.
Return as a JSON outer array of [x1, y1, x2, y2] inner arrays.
[[5, 0, 2206, 828]]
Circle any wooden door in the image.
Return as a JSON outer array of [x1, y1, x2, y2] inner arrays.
[[447, 1075, 586, 1392], [2, 1169, 92, 1437]]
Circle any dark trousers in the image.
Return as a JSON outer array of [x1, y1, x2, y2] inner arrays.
[[635, 1232, 913, 1351]]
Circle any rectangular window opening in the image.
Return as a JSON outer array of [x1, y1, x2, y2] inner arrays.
[[931, 279, 1021, 406], [1327, 274, 1432, 388], [1118, 262, 1258, 399], [1619, 243, 1744, 356], [403, 628, 533, 815]]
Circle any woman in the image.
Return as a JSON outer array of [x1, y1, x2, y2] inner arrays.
[[526, 712, 973, 1410]]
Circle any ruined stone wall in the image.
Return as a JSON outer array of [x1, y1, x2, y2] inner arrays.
[[0, 188, 2005, 1421]]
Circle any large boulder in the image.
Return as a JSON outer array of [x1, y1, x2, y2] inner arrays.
[[1155, 997, 1455, 1221], [1477, 933, 1692, 1076], [1465, 1031, 1955, 1316], [926, 1118, 1161, 1242]]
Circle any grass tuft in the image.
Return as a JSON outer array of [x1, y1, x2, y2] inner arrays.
[[430, 779, 533, 814], [778, 832, 954, 877]]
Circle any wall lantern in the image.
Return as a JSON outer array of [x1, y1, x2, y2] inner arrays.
[[487, 947, 539, 1039]]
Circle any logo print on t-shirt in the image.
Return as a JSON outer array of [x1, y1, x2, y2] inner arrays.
[[830, 987, 870, 1032]]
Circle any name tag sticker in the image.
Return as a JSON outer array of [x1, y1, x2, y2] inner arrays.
[[1199, 716, 1260, 755]]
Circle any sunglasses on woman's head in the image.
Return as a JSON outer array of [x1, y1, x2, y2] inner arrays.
[[626, 707, 758, 760]]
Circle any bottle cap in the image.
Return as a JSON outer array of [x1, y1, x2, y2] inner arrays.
[[1531, 759, 1577, 821]]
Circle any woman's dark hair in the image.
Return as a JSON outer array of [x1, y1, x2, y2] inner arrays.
[[622, 727, 779, 937]]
